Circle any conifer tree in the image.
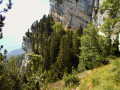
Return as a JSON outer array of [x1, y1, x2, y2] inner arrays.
[[56, 35, 72, 78], [78, 23, 105, 70], [73, 25, 83, 56], [50, 32, 59, 65], [0, 0, 12, 63]]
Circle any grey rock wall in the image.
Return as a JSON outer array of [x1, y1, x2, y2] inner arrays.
[[50, 0, 120, 51], [50, 0, 95, 29], [21, 37, 32, 73]]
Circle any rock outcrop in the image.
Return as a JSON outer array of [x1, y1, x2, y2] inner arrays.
[[21, 0, 120, 71], [50, 0, 120, 50], [21, 36, 32, 73], [50, 0, 100, 29]]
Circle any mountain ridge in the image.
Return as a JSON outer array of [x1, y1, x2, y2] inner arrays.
[[7, 47, 24, 59]]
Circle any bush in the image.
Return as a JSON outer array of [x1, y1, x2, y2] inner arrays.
[[113, 60, 120, 68], [63, 73, 79, 88], [79, 23, 106, 70], [107, 55, 117, 59]]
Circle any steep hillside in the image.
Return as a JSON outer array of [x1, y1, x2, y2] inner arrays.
[[78, 58, 120, 90], [46, 57, 120, 90], [20, 0, 120, 89]]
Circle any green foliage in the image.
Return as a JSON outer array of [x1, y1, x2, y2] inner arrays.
[[24, 15, 84, 87], [63, 73, 79, 88], [52, 22, 66, 38], [46, 64, 58, 82], [100, 0, 120, 18], [100, 0, 120, 56], [25, 15, 84, 87], [50, 32, 59, 64], [0, 0, 12, 63], [72, 25, 83, 68], [0, 49, 7, 63], [110, 35, 119, 56], [0, 55, 22, 90], [113, 59, 120, 68], [114, 71, 120, 83], [78, 23, 106, 70], [22, 74, 28, 84], [79, 58, 120, 90], [0, 1, 15, 89], [30, 54, 43, 73], [56, 33, 73, 78]]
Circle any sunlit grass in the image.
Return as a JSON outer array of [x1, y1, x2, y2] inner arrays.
[[78, 58, 120, 90], [45, 58, 120, 90]]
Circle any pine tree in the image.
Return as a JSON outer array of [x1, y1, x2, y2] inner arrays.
[[72, 25, 83, 68], [0, 0, 12, 63], [56, 35, 72, 78], [50, 32, 59, 65], [78, 23, 105, 70]]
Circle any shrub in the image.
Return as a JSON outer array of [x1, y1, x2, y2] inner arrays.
[[79, 23, 106, 70], [113, 60, 120, 68], [63, 73, 79, 88]]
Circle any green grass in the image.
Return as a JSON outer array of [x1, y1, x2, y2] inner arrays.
[[78, 57, 120, 90], [45, 58, 120, 90]]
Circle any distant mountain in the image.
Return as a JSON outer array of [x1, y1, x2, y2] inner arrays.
[[7, 48, 24, 60]]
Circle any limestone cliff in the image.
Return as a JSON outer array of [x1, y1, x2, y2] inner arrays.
[[50, 0, 120, 50], [21, 36, 32, 73], [50, 0, 99, 29], [21, 0, 120, 71]]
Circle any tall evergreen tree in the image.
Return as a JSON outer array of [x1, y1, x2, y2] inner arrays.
[[50, 32, 59, 65], [78, 23, 105, 70], [56, 35, 72, 78]]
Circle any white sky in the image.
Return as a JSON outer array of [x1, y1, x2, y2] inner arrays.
[[0, 0, 50, 53]]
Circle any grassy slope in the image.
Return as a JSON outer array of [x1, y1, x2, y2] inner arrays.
[[46, 57, 120, 90], [79, 57, 120, 90]]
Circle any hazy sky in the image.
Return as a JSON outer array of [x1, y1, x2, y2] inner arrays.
[[0, 0, 50, 53]]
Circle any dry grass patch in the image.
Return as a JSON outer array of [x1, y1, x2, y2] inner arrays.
[[46, 80, 64, 90]]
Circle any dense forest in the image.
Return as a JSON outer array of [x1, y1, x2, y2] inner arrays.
[[0, 0, 120, 89]]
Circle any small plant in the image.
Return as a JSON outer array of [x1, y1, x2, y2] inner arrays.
[[63, 73, 79, 88], [113, 60, 120, 68], [107, 55, 116, 59], [92, 76, 100, 87]]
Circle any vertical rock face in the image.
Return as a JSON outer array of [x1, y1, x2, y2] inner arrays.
[[93, 0, 120, 51], [21, 37, 32, 72], [50, 0, 95, 29], [22, 37, 32, 53], [50, 0, 110, 29], [50, 0, 120, 51], [92, 0, 108, 27]]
